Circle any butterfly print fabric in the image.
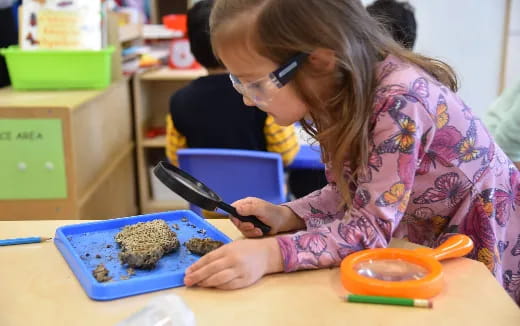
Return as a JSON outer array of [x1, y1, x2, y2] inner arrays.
[[277, 55, 520, 305]]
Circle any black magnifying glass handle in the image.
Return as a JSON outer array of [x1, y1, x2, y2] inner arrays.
[[217, 202, 271, 235]]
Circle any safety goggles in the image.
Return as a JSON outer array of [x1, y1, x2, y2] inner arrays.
[[229, 52, 309, 108]]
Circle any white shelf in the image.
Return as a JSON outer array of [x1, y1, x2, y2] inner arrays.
[[119, 24, 142, 43], [141, 67, 207, 81], [143, 24, 183, 39], [142, 135, 166, 148]]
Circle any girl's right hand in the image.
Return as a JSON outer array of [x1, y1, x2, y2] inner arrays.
[[230, 197, 305, 238]]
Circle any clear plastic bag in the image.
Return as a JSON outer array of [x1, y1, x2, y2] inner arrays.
[[116, 294, 196, 326]]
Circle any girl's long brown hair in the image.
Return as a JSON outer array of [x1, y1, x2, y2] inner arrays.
[[210, 0, 457, 208]]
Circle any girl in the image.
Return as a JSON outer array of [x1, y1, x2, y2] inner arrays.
[[183, 0, 520, 304]]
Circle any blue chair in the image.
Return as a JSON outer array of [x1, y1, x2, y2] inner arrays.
[[177, 148, 285, 216]]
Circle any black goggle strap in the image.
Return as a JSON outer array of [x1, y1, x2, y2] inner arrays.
[[271, 52, 309, 87]]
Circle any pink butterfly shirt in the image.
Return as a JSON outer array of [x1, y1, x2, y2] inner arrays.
[[277, 55, 520, 305]]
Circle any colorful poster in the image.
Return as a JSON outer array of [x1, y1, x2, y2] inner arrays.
[[21, 0, 102, 50]]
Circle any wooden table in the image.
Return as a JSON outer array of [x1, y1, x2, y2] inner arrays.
[[1, 219, 518, 326]]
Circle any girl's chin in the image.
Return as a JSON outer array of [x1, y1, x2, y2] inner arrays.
[[273, 117, 297, 127]]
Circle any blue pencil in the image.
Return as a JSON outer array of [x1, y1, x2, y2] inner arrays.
[[0, 236, 52, 246]]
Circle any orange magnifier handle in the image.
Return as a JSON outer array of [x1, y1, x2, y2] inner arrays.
[[340, 235, 474, 299], [413, 234, 474, 261]]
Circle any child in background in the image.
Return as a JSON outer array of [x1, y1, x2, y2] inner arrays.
[[183, 0, 520, 304], [484, 80, 520, 170], [367, 0, 417, 50], [166, 0, 299, 167]]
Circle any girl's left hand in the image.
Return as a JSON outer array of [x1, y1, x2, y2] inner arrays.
[[183, 238, 283, 289]]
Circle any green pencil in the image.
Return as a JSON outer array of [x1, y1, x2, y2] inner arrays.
[[345, 294, 433, 308]]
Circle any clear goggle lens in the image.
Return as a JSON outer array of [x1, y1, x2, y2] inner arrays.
[[229, 73, 282, 108]]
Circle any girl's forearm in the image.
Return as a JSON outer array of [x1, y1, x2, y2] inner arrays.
[[279, 205, 306, 232]]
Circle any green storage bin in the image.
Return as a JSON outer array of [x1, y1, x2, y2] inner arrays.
[[0, 46, 114, 90]]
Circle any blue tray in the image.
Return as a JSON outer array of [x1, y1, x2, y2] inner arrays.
[[54, 210, 232, 301]]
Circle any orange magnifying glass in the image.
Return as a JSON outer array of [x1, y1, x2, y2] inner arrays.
[[340, 234, 474, 299]]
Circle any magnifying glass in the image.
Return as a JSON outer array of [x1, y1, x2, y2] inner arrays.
[[153, 161, 271, 235], [340, 234, 474, 299]]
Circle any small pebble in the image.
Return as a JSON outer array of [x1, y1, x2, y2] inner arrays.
[[96, 254, 101, 259], [181, 218, 188, 222], [92, 264, 112, 283], [172, 224, 180, 230], [85, 253, 90, 257], [106, 244, 112, 248]]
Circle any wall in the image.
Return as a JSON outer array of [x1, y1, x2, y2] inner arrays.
[[504, 0, 520, 90]]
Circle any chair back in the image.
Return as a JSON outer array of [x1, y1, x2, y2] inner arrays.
[[177, 148, 285, 216]]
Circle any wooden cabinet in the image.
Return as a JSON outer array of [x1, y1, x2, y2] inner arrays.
[[132, 67, 206, 213], [0, 79, 137, 220]]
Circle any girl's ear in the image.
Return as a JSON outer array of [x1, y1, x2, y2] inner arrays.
[[307, 48, 337, 74]]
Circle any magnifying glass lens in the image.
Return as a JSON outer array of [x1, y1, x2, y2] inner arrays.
[[164, 167, 218, 200], [354, 259, 428, 281], [154, 161, 272, 235]]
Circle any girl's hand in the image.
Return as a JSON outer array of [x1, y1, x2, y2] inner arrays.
[[231, 197, 305, 237], [183, 238, 283, 289]]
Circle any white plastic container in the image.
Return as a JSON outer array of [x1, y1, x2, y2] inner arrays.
[[116, 294, 196, 326]]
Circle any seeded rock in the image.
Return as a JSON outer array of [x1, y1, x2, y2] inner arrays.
[[185, 238, 224, 256], [115, 219, 180, 269]]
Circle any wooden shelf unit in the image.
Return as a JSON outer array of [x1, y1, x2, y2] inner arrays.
[[133, 67, 207, 213], [119, 24, 143, 43], [0, 80, 137, 220], [142, 135, 167, 148]]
